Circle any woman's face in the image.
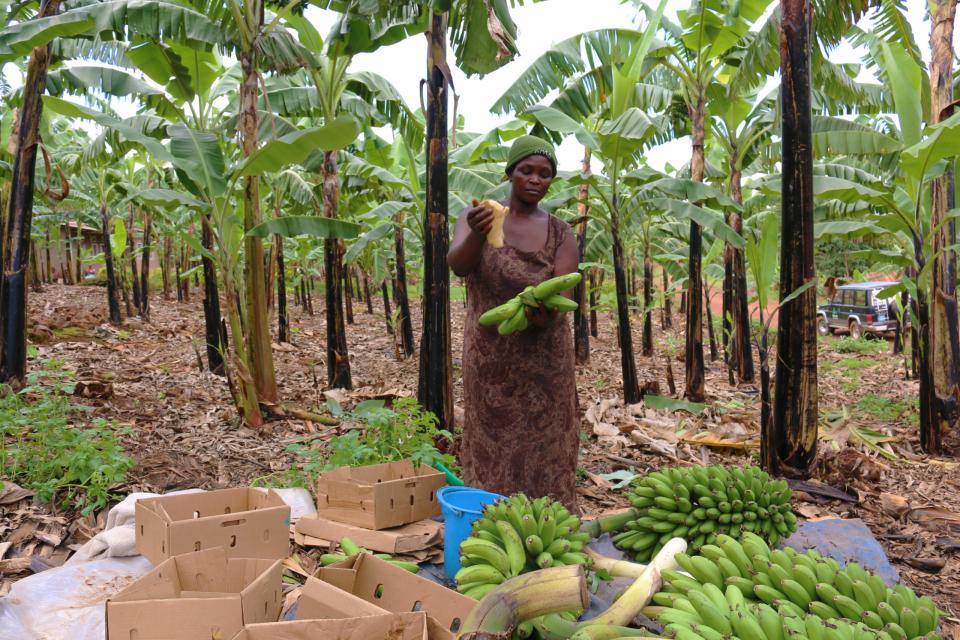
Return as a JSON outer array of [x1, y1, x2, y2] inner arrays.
[[510, 155, 554, 206]]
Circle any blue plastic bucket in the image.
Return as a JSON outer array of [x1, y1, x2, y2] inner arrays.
[[438, 486, 505, 579]]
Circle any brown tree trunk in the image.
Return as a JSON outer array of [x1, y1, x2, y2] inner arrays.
[[589, 269, 598, 338], [382, 280, 394, 336], [684, 93, 706, 402], [343, 264, 355, 324], [275, 234, 288, 343], [44, 228, 52, 284], [128, 209, 140, 313], [769, 0, 818, 478], [162, 235, 172, 299], [610, 193, 642, 403], [662, 267, 672, 329], [99, 203, 122, 326], [705, 285, 717, 362], [201, 213, 225, 375], [0, 0, 61, 382], [573, 147, 591, 365], [28, 241, 42, 292], [730, 169, 755, 383], [63, 224, 74, 285], [394, 215, 415, 357], [140, 209, 151, 320], [642, 252, 653, 356], [418, 13, 454, 429], [239, 34, 278, 405], [323, 151, 352, 389], [924, 0, 959, 454], [363, 271, 374, 314]]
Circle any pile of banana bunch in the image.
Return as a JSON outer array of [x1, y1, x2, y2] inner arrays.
[[653, 532, 942, 640], [479, 273, 582, 335], [454, 494, 589, 600], [615, 465, 796, 561]]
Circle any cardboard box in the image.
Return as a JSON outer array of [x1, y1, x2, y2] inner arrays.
[[136, 488, 290, 565], [318, 552, 477, 639], [105, 547, 282, 640], [232, 612, 430, 640], [316, 460, 445, 530], [295, 514, 443, 554], [294, 576, 388, 620]]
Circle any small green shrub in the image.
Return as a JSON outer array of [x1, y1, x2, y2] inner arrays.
[[856, 394, 918, 425], [254, 397, 456, 489], [833, 336, 886, 355], [0, 379, 133, 515]]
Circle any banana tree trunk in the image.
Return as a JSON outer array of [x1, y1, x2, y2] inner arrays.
[[382, 280, 394, 336], [128, 208, 141, 313], [44, 228, 52, 284], [239, 25, 277, 405], [343, 265, 355, 324], [99, 203, 122, 326], [642, 252, 653, 356], [275, 234, 288, 343], [28, 241, 41, 292], [63, 224, 74, 285], [574, 147, 591, 365], [685, 92, 706, 402], [589, 269, 598, 338], [770, 0, 818, 478], [363, 272, 373, 314], [201, 214, 225, 376], [662, 267, 672, 329], [418, 12, 454, 429], [729, 169, 754, 383], [705, 284, 717, 362], [393, 216, 414, 357], [323, 150, 352, 389], [0, 0, 60, 383], [180, 245, 189, 302], [610, 194, 642, 403], [924, 0, 959, 454], [140, 197, 152, 319], [162, 235, 172, 299], [120, 248, 133, 318]]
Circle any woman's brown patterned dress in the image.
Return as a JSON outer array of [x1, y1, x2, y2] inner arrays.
[[460, 214, 580, 511]]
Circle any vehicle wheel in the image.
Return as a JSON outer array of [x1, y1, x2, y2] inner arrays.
[[848, 320, 862, 339], [817, 316, 830, 336]]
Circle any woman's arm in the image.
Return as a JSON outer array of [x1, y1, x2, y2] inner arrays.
[[448, 202, 494, 277], [554, 222, 579, 299]]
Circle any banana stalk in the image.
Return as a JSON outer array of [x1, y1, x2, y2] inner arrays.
[[456, 565, 589, 640], [581, 538, 687, 628], [581, 510, 638, 538], [585, 547, 647, 579]]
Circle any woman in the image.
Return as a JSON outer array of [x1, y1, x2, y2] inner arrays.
[[447, 135, 580, 510]]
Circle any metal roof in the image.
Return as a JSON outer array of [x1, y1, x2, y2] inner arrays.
[[836, 281, 899, 290]]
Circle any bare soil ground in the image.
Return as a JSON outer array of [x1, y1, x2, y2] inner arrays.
[[4, 283, 959, 628]]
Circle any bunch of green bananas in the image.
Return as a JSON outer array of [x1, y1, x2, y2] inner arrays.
[[454, 494, 589, 600], [653, 532, 941, 640], [656, 586, 931, 640], [319, 536, 419, 573], [479, 273, 582, 335], [615, 465, 795, 561]]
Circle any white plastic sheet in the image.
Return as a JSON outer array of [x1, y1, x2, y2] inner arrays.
[[0, 487, 316, 640]]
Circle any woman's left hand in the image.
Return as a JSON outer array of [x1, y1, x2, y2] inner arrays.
[[524, 301, 555, 329]]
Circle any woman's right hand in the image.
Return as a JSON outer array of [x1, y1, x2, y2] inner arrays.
[[466, 200, 494, 237]]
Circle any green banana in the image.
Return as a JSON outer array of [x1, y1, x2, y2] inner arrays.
[[495, 519, 526, 576], [479, 298, 522, 325], [543, 294, 578, 312], [533, 272, 582, 300]]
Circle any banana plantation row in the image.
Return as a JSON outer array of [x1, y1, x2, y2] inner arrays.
[[1, 0, 959, 478]]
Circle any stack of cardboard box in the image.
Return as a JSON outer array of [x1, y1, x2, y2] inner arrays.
[[113, 462, 476, 639]]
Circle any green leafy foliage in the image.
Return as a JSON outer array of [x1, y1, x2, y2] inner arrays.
[[255, 398, 455, 489], [0, 368, 133, 516], [832, 336, 887, 354], [856, 394, 918, 425]]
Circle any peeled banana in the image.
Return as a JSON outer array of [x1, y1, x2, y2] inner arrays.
[[655, 531, 943, 640], [479, 273, 583, 335], [614, 465, 796, 561], [455, 494, 589, 594], [474, 198, 508, 248]]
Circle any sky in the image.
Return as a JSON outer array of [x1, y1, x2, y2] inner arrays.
[[1, 0, 936, 170], [303, 0, 933, 171]]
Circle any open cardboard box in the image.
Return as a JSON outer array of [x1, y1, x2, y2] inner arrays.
[[135, 488, 290, 565], [294, 513, 442, 554], [105, 547, 282, 640], [232, 612, 431, 640], [317, 552, 477, 639], [316, 460, 445, 530]]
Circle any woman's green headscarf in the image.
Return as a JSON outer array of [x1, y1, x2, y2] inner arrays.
[[505, 135, 558, 177]]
